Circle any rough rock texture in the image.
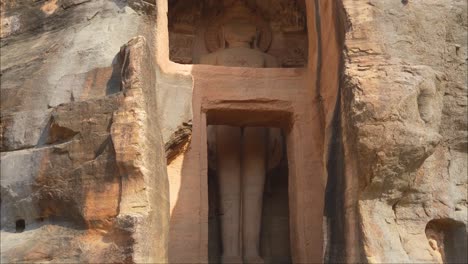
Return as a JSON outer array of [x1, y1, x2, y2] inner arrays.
[[1, 1, 169, 263], [1, 0, 466, 263], [341, 0, 467, 262], [1, 0, 141, 152], [111, 36, 169, 263]]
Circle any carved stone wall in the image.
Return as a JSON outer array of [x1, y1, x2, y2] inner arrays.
[[1, 0, 466, 263], [163, 0, 330, 261], [341, 0, 467, 263], [168, 0, 308, 67]]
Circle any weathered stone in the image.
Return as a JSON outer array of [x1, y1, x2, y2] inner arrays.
[[341, 0, 467, 263], [1, 0, 466, 263], [165, 122, 192, 164], [0, 0, 169, 262], [1, 110, 51, 151]]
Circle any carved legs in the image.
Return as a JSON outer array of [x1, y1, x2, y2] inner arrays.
[[216, 126, 267, 264], [242, 127, 266, 263], [216, 125, 242, 261]]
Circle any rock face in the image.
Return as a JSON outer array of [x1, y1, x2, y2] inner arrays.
[[341, 0, 467, 263], [1, 1, 169, 263], [0, 0, 466, 263]]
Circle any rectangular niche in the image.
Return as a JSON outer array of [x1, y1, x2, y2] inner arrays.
[[168, 0, 308, 68], [206, 122, 291, 263]]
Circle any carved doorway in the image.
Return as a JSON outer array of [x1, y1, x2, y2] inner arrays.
[[207, 125, 291, 263]]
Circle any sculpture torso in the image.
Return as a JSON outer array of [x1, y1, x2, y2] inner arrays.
[[200, 11, 278, 68]]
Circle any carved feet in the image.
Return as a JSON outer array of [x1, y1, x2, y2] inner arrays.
[[244, 255, 265, 264], [221, 255, 243, 264], [221, 255, 265, 264]]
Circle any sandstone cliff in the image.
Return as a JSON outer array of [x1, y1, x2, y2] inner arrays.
[[1, 1, 169, 263], [1, 0, 466, 263], [340, 0, 467, 263]]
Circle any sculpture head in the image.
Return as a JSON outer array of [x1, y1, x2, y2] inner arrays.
[[204, 0, 272, 53], [222, 19, 256, 48], [220, 1, 257, 48]]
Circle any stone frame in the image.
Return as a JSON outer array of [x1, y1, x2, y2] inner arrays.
[[157, 1, 325, 263]]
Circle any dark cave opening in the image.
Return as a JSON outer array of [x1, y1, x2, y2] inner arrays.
[[15, 219, 25, 233]]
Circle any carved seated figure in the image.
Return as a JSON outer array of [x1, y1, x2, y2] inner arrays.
[[200, 15, 277, 68], [200, 3, 281, 264]]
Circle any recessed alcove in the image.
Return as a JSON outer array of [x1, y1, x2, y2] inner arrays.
[[425, 219, 468, 263], [205, 106, 292, 263], [165, 0, 330, 262], [207, 124, 291, 263], [168, 0, 308, 68], [166, 64, 324, 263]]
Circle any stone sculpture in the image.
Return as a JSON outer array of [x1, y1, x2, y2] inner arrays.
[[200, 1, 279, 263], [200, 1, 277, 68]]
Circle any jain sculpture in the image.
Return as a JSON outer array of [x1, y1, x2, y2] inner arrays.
[[200, 2, 281, 263]]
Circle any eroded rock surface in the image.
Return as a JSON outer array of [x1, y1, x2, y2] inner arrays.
[[1, 0, 466, 263], [1, 1, 168, 263], [342, 0, 467, 262]]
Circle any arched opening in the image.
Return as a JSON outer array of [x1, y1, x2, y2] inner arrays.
[[425, 218, 468, 263]]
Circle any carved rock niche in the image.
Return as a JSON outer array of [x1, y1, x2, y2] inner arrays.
[[168, 0, 308, 68], [425, 219, 468, 263], [206, 123, 290, 263]]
